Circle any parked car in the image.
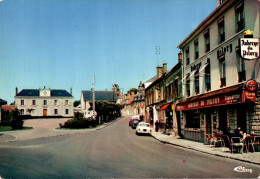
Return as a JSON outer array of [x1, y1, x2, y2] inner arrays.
[[129, 115, 140, 127], [131, 119, 140, 129], [136, 122, 152, 135]]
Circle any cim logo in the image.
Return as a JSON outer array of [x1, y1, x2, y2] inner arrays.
[[234, 166, 253, 173], [245, 80, 258, 92]]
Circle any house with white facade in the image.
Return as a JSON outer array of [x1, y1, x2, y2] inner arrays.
[[15, 87, 74, 117], [176, 0, 260, 142]]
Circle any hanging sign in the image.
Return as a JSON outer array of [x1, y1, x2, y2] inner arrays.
[[245, 80, 258, 92], [240, 38, 259, 60]]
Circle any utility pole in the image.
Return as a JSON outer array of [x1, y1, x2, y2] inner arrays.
[[92, 75, 96, 119]]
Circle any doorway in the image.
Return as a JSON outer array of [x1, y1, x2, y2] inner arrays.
[[237, 104, 247, 133], [43, 109, 47, 116], [206, 111, 212, 134], [218, 107, 227, 132]]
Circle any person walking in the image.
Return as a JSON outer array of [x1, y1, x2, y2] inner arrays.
[[155, 120, 159, 132]]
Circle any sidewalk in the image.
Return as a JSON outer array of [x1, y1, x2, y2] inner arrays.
[[151, 128, 260, 165]]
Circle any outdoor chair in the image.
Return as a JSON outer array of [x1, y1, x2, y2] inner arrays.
[[205, 134, 212, 145], [209, 134, 224, 148], [230, 137, 244, 153], [251, 136, 260, 152]]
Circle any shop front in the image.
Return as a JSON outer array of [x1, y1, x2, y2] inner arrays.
[[176, 81, 258, 142]]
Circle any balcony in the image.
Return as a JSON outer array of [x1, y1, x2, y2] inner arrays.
[[220, 78, 226, 87], [238, 70, 246, 82], [219, 33, 225, 44], [237, 19, 245, 32]]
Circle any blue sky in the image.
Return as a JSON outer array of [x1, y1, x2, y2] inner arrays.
[[0, 0, 216, 104]]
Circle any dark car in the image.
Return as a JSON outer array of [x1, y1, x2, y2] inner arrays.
[[131, 119, 139, 129]]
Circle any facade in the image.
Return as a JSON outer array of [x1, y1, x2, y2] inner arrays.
[[177, 0, 260, 142], [145, 63, 167, 128], [15, 88, 74, 117], [122, 82, 145, 116], [164, 57, 183, 136], [81, 90, 117, 118]]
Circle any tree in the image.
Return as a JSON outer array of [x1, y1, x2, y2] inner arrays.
[[74, 100, 80, 107], [127, 88, 137, 95]]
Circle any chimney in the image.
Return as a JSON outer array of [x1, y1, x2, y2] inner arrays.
[[178, 52, 183, 62], [163, 62, 167, 74], [70, 88, 72, 95], [157, 66, 163, 79], [15, 87, 18, 96]]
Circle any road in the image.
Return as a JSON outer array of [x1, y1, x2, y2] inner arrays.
[[0, 116, 259, 178]]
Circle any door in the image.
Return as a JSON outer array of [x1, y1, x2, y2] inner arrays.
[[237, 104, 247, 133], [206, 111, 212, 134], [218, 107, 227, 132], [43, 109, 47, 116]]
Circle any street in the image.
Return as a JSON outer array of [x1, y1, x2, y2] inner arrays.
[[0, 116, 259, 178]]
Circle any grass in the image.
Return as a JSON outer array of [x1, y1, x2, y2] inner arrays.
[[0, 126, 33, 132]]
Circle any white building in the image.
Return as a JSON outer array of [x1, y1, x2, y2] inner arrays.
[[15, 87, 74, 117], [176, 0, 260, 142]]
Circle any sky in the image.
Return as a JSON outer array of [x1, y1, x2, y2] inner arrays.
[[0, 0, 216, 104]]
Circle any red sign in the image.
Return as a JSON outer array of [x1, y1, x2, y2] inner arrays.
[[176, 92, 242, 111], [243, 90, 256, 102], [245, 80, 258, 92]]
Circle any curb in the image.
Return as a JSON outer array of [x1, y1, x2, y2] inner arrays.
[[0, 117, 121, 143], [151, 135, 260, 166]]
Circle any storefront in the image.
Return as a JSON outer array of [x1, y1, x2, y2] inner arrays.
[[176, 81, 258, 142]]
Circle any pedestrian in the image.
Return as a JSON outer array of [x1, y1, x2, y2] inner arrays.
[[155, 120, 159, 132]]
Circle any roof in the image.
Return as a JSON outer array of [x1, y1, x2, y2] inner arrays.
[[1, 105, 15, 112], [16, 89, 73, 97], [0, 98, 7, 104], [82, 90, 117, 101]]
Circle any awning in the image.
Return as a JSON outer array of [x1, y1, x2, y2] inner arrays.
[[160, 103, 171, 111], [176, 83, 256, 111]]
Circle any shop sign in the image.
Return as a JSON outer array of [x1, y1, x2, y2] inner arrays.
[[243, 90, 256, 102], [240, 38, 259, 60], [217, 44, 232, 59], [176, 93, 242, 111], [245, 80, 258, 92]]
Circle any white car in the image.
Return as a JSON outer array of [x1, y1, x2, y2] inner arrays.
[[136, 122, 152, 135]]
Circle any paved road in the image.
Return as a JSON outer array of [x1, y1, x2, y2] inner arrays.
[[0, 116, 259, 178]]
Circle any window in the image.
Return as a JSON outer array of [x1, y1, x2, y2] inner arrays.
[[194, 39, 199, 60], [235, 2, 244, 33], [54, 109, 58, 115], [204, 29, 210, 53], [237, 56, 246, 82], [65, 100, 69, 105], [194, 70, 200, 94], [219, 58, 226, 87], [185, 47, 190, 66], [43, 100, 47, 106], [186, 73, 190, 97], [185, 110, 200, 128], [20, 109, 24, 115], [21, 100, 24, 105], [218, 18, 225, 44], [205, 59, 211, 91], [66, 109, 69, 115], [32, 100, 36, 105], [174, 79, 179, 98], [54, 100, 58, 105]]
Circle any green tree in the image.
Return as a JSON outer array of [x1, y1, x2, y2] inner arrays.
[[127, 88, 137, 95], [74, 100, 80, 107]]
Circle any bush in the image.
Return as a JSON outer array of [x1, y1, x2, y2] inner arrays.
[[63, 117, 97, 129], [1, 108, 24, 129]]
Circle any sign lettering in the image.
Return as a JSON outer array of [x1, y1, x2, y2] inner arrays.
[[240, 38, 259, 60]]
